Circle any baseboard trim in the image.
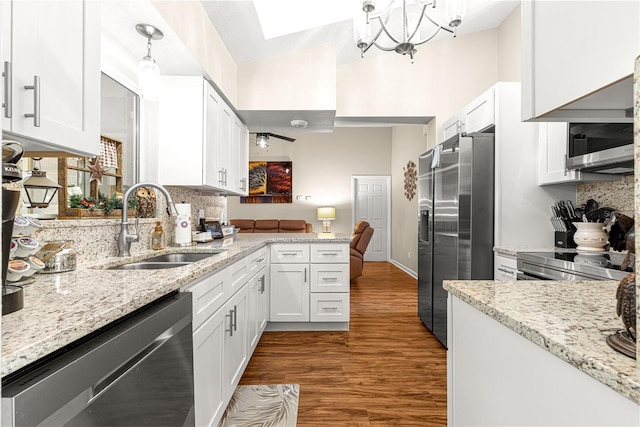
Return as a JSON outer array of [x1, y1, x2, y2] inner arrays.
[[266, 322, 349, 332], [389, 259, 417, 279]]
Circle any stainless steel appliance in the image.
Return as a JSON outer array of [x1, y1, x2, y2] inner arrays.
[[565, 122, 634, 174], [517, 250, 631, 281], [418, 133, 495, 347], [1, 292, 195, 426]]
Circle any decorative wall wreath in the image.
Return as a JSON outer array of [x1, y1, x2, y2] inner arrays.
[[403, 160, 417, 201]]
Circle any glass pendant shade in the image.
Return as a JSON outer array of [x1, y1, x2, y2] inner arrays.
[[138, 56, 160, 102], [446, 0, 467, 28]]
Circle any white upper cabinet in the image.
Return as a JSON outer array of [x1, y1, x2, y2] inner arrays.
[[441, 113, 462, 142], [462, 87, 495, 134], [521, 0, 638, 121], [2, 1, 100, 156], [158, 76, 248, 194]]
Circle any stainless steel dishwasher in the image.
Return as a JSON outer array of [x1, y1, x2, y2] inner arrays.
[[2, 292, 195, 427]]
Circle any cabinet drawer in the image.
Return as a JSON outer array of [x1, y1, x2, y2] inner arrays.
[[184, 268, 230, 330], [310, 264, 350, 293], [310, 293, 350, 322], [270, 244, 309, 263], [494, 254, 517, 281], [228, 258, 248, 295], [247, 247, 268, 277], [310, 244, 349, 263]]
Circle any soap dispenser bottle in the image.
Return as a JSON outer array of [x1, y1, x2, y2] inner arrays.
[[151, 221, 165, 250]]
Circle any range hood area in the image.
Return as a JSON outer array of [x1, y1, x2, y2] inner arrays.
[[534, 77, 633, 123]]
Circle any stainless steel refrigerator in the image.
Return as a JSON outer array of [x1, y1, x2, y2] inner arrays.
[[418, 132, 495, 347]]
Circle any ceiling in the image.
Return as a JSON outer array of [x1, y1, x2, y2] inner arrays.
[[200, 0, 520, 135], [101, 1, 521, 137], [200, 0, 521, 66]]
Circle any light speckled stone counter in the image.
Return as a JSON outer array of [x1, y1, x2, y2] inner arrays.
[[493, 247, 557, 256], [443, 280, 639, 404], [1, 233, 349, 377]]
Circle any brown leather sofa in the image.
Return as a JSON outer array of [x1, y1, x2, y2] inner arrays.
[[230, 219, 313, 233], [350, 221, 374, 280]]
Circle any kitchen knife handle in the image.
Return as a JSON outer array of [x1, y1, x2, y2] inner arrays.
[[3, 61, 11, 118]]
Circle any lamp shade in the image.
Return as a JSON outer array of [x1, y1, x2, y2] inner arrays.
[[317, 207, 336, 221], [138, 56, 160, 102]]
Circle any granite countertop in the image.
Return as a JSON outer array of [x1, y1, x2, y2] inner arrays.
[[444, 280, 639, 404], [493, 247, 557, 256], [1, 233, 350, 378]]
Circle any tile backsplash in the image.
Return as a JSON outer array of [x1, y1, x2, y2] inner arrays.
[[31, 187, 227, 264], [576, 176, 634, 216]]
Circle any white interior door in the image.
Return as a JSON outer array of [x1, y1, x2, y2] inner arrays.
[[352, 176, 390, 262]]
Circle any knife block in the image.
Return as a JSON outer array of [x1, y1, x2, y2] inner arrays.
[[555, 230, 577, 249]]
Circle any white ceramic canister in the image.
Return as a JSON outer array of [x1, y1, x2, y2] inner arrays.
[[573, 222, 609, 252]]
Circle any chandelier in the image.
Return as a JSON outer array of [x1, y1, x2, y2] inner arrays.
[[354, 0, 467, 62]]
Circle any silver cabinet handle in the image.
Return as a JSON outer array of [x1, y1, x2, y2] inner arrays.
[[304, 267, 307, 283], [320, 252, 339, 256], [3, 61, 11, 118], [322, 307, 339, 311], [232, 304, 237, 332], [256, 258, 265, 263], [259, 275, 265, 294], [219, 169, 224, 186], [281, 252, 299, 256], [497, 267, 515, 275], [226, 309, 234, 336], [223, 168, 228, 186], [24, 75, 40, 127], [322, 277, 339, 282]]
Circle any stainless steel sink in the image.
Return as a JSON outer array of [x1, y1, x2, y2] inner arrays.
[[111, 262, 192, 270], [140, 253, 220, 263], [109, 250, 225, 270]]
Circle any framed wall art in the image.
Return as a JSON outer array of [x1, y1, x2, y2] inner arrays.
[[241, 161, 293, 204]]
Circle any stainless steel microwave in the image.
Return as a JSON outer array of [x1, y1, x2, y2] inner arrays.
[[565, 122, 634, 174]]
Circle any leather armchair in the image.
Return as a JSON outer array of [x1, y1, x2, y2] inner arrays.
[[350, 221, 374, 280]]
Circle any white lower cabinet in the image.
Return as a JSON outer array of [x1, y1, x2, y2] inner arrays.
[[248, 267, 268, 352], [183, 252, 257, 427], [192, 300, 226, 427], [448, 295, 640, 426], [270, 263, 310, 322], [269, 243, 350, 327], [494, 253, 517, 281], [185, 241, 349, 426], [222, 286, 248, 400]]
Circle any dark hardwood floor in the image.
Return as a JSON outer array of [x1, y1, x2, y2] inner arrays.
[[239, 262, 447, 426]]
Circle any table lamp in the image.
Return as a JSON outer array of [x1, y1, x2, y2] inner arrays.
[[317, 207, 336, 233]]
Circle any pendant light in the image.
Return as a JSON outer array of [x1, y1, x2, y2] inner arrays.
[[136, 23, 164, 101]]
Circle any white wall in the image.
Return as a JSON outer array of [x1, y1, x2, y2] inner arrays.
[[390, 125, 432, 274], [498, 5, 521, 82], [237, 43, 336, 111], [227, 127, 392, 235], [336, 29, 499, 134], [152, 1, 238, 104]]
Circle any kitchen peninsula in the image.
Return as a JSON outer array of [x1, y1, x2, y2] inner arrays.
[[445, 279, 640, 426], [1, 233, 350, 377]]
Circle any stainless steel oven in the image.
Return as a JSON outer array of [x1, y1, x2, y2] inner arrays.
[[2, 292, 194, 427], [517, 251, 631, 281]]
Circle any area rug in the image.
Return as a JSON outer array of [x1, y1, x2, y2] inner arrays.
[[219, 384, 300, 427]]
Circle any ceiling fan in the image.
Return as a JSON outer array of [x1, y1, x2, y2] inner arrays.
[[252, 132, 296, 149]]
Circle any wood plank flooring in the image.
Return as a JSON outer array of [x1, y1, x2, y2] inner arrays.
[[239, 262, 447, 426]]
